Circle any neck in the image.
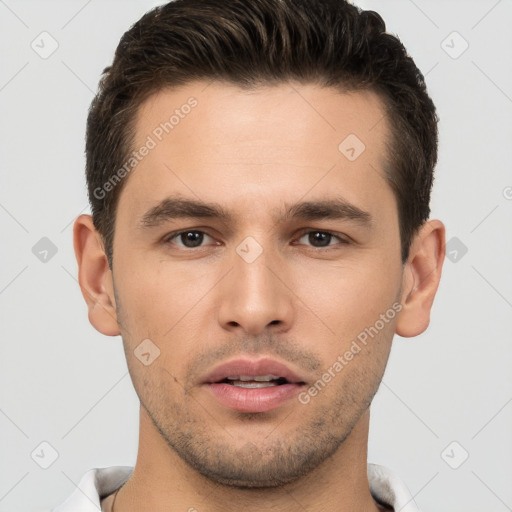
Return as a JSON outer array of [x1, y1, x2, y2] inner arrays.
[[114, 407, 385, 512]]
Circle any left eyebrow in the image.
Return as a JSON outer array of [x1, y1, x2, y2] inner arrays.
[[139, 196, 373, 229], [279, 198, 373, 227]]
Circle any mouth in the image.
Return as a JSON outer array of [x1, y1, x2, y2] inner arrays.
[[202, 358, 307, 413], [217, 375, 291, 388]]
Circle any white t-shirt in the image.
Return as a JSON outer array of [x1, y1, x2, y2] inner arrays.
[[50, 463, 421, 511]]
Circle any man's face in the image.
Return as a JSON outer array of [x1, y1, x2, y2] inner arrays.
[[112, 81, 404, 487]]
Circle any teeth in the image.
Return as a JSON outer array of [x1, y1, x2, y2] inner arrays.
[[232, 381, 278, 388], [226, 374, 281, 382]]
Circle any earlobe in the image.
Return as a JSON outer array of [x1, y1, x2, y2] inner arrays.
[[73, 214, 120, 337], [395, 219, 446, 338]]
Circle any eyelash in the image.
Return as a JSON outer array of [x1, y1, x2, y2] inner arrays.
[[162, 229, 350, 250]]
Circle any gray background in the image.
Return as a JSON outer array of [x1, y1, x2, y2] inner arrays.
[[0, 1, 511, 511]]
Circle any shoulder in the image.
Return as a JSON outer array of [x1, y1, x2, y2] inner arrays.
[[368, 463, 422, 512], [51, 466, 133, 512]]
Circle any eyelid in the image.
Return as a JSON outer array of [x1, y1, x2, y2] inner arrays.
[[294, 228, 351, 243], [163, 228, 351, 248], [162, 229, 217, 246]]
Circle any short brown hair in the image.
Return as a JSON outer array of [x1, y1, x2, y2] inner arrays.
[[86, 0, 438, 267]]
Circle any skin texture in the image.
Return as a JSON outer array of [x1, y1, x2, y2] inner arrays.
[[74, 80, 445, 512]]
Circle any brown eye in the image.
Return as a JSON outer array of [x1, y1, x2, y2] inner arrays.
[[165, 230, 213, 248], [297, 231, 348, 248]]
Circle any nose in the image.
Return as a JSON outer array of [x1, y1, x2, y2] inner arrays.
[[217, 241, 294, 336]]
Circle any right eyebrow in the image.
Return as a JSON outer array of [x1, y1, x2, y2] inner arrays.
[[139, 197, 233, 228]]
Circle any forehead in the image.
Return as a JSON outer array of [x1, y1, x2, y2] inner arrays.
[[134, 80, 389, 154], [119, 80, 394, 226]]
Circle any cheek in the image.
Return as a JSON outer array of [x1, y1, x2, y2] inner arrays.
[[114, 254, 218, 345], [291, 254, 402, 343]]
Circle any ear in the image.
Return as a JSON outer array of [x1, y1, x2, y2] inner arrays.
[[395, 219, 446, 338], [73, 214, 120, 336]]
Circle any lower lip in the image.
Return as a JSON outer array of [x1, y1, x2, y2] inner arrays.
[[205, 382, 304, 412]]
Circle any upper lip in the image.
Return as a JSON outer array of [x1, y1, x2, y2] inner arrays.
[[202, 357, 306, 384]]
